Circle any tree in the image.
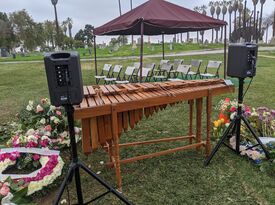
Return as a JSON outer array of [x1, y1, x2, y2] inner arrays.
[[0, 12, 15, 49], [209, 1, 216, 43], [228, 2, 233, 41], [252, 0, 259, 40], [258, 0, 266, 41], [83, 24, 94, 47], [9, 9, 41, 51], [67, 17, 73, 38], [233, 0, 239, 31], [44, 20, 55, 49], [238, 0, 244, 29], [193, 6, 200, 43], [215, 1, 221, 43], [220, 1, 228, 41], [74, 29, 85, 46], [61, 20, 68, 36]]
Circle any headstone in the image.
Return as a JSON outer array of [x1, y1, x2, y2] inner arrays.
[[0, 48, 9, 57]]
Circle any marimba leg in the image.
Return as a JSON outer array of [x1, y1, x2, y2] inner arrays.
[[188, 100, 194, 144], [111, 105, 122, 191], [206, 91, 212, 156], [196, 98, 203, 152], [81, 119, 92, 155]]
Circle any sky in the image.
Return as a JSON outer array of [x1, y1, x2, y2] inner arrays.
[[1, 0, 275, 43]]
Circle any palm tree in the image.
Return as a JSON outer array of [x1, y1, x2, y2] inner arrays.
[[220, 1, 228, 41], [233, 0, 239, 32], [67, 17, 73, 39], [209, 1, 216, 43], [118, 0, 122, 16], [238, 1, 244, 29], [61, 20, 68, 36], [215, 1, 221, 43], [194, 6, 200, 43], [259, 0, 266, 41], [252, 0, 259, 40], [200, 5, 208, 44], [228, 2, 233, 41]]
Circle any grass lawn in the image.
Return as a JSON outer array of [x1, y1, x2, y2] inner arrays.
[[0, 43, 223, 62], [0, 54, 275, 204]]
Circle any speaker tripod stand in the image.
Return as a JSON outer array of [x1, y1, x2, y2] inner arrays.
[[53, 105, 132, 205], [204, 78, 270, 166]]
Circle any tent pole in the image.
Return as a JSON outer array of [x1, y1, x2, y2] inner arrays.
[[224, 25, 227, 79], [162, 34, 165, 60], [139, 20, 144, 83], [94, 35, 98, 79]]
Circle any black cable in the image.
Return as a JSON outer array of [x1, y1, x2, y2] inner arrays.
[[242, 77, 253, 99]]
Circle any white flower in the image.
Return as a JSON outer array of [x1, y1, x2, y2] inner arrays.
[[100, 161, 104, 165], [26, 105, 33, 111], [61, 199, 67, 204], [74, 127, 81, 134], [96, 171, 101, 175], [53, 118, 60, 124], [40, 118, 46, 125], [50, 116, 55, 121], [28, 100, 34, 106], [27, 135, 37, 142], [230, 112, 236, 120], [50, 105, 56, 111], [41, 135, 50, 141], [1, 192, 16, 205], [26, 129, 35, 136]]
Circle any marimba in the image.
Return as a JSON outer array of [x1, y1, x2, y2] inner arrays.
[[74, 79, 234, 190]]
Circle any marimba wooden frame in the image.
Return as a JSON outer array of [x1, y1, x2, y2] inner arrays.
[[75, 83, 234, 191]]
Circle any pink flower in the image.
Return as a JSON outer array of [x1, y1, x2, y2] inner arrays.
[[33, 154, 40, 161], [229, 107, 237, 112], [245, 106, 251, 113], [225, 98, 230, 102], [56, 110, 62, 116], [36, 105, 44, 113], [40, 140, 49, 147], [44, 125, 52, 132], [40, 98, 47, 104], [26, 141, 38, 148], [0, 184, 10, 196]]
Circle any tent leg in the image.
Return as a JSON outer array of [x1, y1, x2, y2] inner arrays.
[[224, 25, 227, 79], [162, 34, 165, 60], [139, 21, 144, 83], [93, 35, 98, 81]]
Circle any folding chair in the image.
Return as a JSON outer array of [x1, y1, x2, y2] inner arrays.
[[187, 60, 202, 79], [200, 61, 222, 79], [133, 62, 140, 69], [153, 63, 173, 82], [94, 64, 112, 84], [104, 65, 123, 84], [140, 68, 153, 82], [170, 59, 183, 78], [115, 66, 136, 84], [168, 65, 191, 81], [133, 63, 156, 82]]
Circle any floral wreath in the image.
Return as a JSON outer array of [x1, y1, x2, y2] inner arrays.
[[0, 148, 64, 196]]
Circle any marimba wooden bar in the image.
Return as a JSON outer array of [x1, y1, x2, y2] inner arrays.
[[74, 79, 234, 190]]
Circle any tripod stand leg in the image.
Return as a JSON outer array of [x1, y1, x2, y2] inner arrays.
[[241, 116, 270, 158], [53, 164, 76, 205], [78, 162, 132, 205], [204, 118, 236, 166], [74, 166, 84, 204]]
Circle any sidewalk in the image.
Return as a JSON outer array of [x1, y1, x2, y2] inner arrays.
[[1, 47, 275, 64]]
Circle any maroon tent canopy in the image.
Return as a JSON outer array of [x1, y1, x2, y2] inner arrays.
[[94, 0, 226, 35], [93, 0, 228, 81]]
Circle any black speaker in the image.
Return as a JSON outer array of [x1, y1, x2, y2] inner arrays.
[[44, 51, 83, 106], [227, 43, 258, 78]]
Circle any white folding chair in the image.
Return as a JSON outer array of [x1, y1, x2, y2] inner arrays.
[[200, 61, 222, 79], [95, 64, 112, 84], [104, 65, 123, 84]]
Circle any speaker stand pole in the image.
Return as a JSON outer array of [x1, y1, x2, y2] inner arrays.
[[204, 78, 270, 166], [53, 105, 132, 205]]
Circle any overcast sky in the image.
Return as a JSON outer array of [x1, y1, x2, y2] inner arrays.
[[1, 0, 274, 43]]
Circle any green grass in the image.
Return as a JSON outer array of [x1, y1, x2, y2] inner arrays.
[[0, 54, 275, 204], [0, 43, 223, 62]]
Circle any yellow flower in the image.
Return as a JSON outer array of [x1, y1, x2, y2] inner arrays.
[[213, 121, 219, 127], [220, 118, 225, 124]]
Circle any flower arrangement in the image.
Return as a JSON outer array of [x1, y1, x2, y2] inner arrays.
[[0, 150, 64, 197], [0, 98, 82, 201]]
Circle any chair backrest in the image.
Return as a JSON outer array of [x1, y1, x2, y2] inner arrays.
[[160, 60, 170, 66], [103, 64, 112, 72], [207, 61, 222, 69], [133, 62, 140, 69], [141, 68, 152, 77], [112, 65, 123, 73], [161, 64, 173, 72], [144, 62, 156, 69], [174, 59, 183, 68], [177, 65, 191, 74], [191, 60, 202, 68], [125, 66, 135, 76]]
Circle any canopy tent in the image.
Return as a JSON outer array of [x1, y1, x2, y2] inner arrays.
[[94, 0, 227, 81]]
